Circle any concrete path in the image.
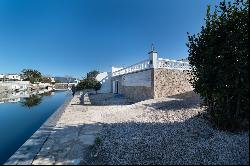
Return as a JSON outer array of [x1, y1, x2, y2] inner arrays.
[[31, 94, 103, 165]]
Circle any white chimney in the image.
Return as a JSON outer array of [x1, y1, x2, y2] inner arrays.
[[148, 43, 158, 68]]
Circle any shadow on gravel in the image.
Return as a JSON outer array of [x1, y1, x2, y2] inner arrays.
[[6, 107, 248, 165], [88, 93, 134, 106], [87, 91, 200, 107], [7, 121, 249, 165], [142, 91, 202, 111], [167, 91, 201, 100], [85, 118, 248, 165]]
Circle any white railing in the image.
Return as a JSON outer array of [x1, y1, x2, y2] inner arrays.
[[112, 59, 151, 77], [112, 58, 191, 77], [157, 59, 191, 70]]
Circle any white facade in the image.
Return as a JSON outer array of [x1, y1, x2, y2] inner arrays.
[[0, 74, 21, 81], [95, 72, 112, 93], [121, 70, 151, 87], [6, 74, 21, 80], [0, 74, 4, 79]]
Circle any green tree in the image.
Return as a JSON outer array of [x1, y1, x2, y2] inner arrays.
[[21, 69, 42, 84], [86, 70, 99, 79], [76, 70, 102, 93], [93, 81, 102, 94], [187, 0, 249, 130]]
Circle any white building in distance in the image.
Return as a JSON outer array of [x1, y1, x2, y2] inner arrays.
[[0, 74, 21, 81]]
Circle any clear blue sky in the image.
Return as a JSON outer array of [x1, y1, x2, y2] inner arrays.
[[0, 0, 217, 78]]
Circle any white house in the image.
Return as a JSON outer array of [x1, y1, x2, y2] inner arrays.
[[107, 45, 192, 101], [0, 74, 4, 80], [0, 74, 21, 81]]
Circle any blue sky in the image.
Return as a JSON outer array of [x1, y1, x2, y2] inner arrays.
[[0, 0, 217, 78]]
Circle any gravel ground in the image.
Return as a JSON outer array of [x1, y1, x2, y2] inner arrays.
[[86, 93, 249, 165]]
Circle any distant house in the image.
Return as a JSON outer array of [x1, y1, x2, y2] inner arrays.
[[0, 74, 21, 81], [0, 74, 4, 80], [7, 74, 21, 81]]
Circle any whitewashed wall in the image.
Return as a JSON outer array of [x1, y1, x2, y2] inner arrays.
[[121, 70, 151, 87], [96, 72, 112, 93]]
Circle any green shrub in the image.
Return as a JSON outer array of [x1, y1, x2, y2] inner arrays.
[[95, 137, 102, 145], [93, 81, 102, 94], [187, 0, 249, 131]]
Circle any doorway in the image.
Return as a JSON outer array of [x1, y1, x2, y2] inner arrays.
[[115, 81, 119, 94]]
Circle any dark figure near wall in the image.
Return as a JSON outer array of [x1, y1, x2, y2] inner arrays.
[[71, 84, 76, 97]]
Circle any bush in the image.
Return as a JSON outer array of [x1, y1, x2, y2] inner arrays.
[[187, 0, 249, 131]]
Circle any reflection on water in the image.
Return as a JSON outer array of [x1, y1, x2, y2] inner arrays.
[[20, 91, 55, 108], [0, 90, 70, 164], [20, 95, 42, 108], [0, 90, 55, 106]]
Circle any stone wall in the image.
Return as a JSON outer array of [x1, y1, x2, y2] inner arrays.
[[120, 86, 153, 102], [153, 68, 193, 98]]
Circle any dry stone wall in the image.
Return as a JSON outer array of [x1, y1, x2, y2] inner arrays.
[[153, 68, 193, 98], [120, 86, 153, 102]]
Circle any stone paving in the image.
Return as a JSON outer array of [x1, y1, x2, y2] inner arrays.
[[32, 93, 104, 165]]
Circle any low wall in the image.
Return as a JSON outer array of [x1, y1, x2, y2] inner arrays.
[[153, 68, 193, 98]]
